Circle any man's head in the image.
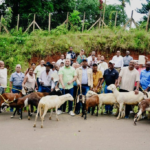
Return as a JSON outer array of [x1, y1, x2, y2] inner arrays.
[[82, 58, 88, 68], [126, 51, 130, 56], [91, 51, 96, 56], [65, 59, 71, 67], [44, 62, 53, 71], [80, 49, 84, 55], [72, 63, 80, 69], [97, 55, 101, 60], [61, 54, 65, 60], [40, 60, 45, 66], [129, 60, 135, 70], [93, 64, 98, 72], [108, 60, 115, 70], [92, 54, 96, 60], [16, 64, 21, 72], [134, 61, 139, 70], [101, 56, 105, 61], [146, 62, 150, 71], [54, 64, 59, 71], [0, 61, 4, 69], [116, 51, 120, 57], [69, 47, 73, 52], [60, 62, 64, 67]]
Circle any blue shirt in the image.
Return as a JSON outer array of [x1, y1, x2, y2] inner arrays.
[[81, 67, 88, 84], [123, 55, 133, 66], [140, 69, 150, 90], [10, 72, 25, 86]]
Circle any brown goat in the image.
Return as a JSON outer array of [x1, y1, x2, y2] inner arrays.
[[77, 95, 99, 119], [134, 99, 150, 125]]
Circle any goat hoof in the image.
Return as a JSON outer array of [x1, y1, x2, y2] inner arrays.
[[49, 117, 51, 120], [117, 117, 119, 120], [19, 118, 22, 120], [41, 125, 43, 128], [28, 117, 30, 120], [33, 124, 36, 128], [10, 116, 14, 118]]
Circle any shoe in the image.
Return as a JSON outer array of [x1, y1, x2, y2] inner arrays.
[[103, 111, 108, 115], [75, 111, 80, 115], [57, 110, 63, 115], [125, 116, 129, 119], [69, 111, 75, 116]]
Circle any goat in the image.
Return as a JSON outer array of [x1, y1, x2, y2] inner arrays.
[[107, 84, 144, 120], [33, 94, 74, 128], [86, 90, 118, 115], [134, 99, 150, 125], [77, 94, 99, 119]]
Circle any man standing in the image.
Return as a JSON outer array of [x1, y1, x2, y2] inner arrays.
[[66, 47, 76, 65], [92, 64, 103, 93], [76, 49, 86, 64], [123, 51, 133, 67], [117, 60, 140, 118], [76, 58, 93, 114], [100, 60, 119, 114], [89, 54, 97, 68], [56, 54, 65, 66], [34, 60, 45, 88], [112, 51, 124, 72], [10, 64, 25, 112], [140, 62, 150, 91], [57, 59, 77, 116], [38, 62, 53, 93], [87, 51, 97, 65], [98, 56, 108, 75], [0, 61, 7, 94]]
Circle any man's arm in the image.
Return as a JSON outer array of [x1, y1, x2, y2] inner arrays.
[[9, 81, 13, 93], [59, 74, 65, 89], [117, 76, 122, 86], [68, 76, 77, 85]]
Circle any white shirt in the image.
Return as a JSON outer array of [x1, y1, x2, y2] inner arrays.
[[81, 67, 88, 84], [87, 56, 97, 65], [34, 65, 45, 78], [112, 55, 124, 68], [39, 70, 52, 87], [56, 59, 65, 66], [98, 62, 108, 75], [0, 68, 7, 88]]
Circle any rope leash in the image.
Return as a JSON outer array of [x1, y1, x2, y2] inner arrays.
[[0, 93, 15, 104], [0, 85, 22, 92]]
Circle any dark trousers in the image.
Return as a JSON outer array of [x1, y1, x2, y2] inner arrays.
[[119, 89, 131, 117], [58, 88, 74, 112], [37, 78, 40, 90]]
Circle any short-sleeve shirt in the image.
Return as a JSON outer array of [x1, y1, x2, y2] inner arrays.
[[119, 67, 140, 91], [59, 66, 77, 89], [76, 55, 86, 64], [10, 72, 25, 86], [104, 69, 119, 86], [34, 65, 45, 78], [67, 51, 76, 65], [93, 71, 103, 88]]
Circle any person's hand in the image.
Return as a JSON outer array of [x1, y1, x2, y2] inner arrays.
[[40, 82, 44, 85], [62, 85, 65, 89], [93, 88, 98, 93], [67, 81, 72, 85], [51, 88, 54, 92], [51, 77, 54, 81], [116, 83, 120, 87], [36, 87, 38, 90], [11, 90, 13, 93], [78, 83, 81, 87], [99, 85, 102, 89], [90, 87, 93, 91], [134, 89, 139, 95]]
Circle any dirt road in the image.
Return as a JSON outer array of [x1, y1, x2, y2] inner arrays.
[[0, 112, 150, 150]]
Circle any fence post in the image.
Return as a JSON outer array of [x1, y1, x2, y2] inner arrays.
[[82, 12, 85, 32], [115, 11, 118, 27], [17, 14, 20, 31], [48, 13, 51, 32], [146, 10, 150, 32], [33, 14, 36, 31]]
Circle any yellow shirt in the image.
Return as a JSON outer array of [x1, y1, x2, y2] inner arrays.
[[93, 71, 103, 88]]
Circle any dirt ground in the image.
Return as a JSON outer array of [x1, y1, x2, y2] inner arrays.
[[0, 112, 150, 150]]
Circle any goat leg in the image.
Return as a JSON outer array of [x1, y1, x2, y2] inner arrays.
[[19, 108, 22, 120], [84, 110, 87, 120], [11, 108, 17, 118], [96, 105, 98, 116], [91, 107, 94, 115]]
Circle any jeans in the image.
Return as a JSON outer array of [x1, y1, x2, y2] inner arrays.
[[38, 86, 51, 93], [58, 88, 74, 112], [0, 87, 5, 94], [76, 85, 90, 112], [119, 89, 131, 117], [104, 85, 113, 112], [11, 86, 22, 112], [37, 78, 40, 90]]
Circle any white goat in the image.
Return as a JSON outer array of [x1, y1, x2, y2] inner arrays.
[[107, 84, 144, 120], [33, 94, 74, 128], [86, 91, 118, 115]]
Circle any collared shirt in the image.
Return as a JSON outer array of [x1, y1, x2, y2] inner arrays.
[[10, 72, 25, 86], [0, 68, 7, 88], [76, 55, 86, 64], [89, 60, 98, 68], [98, 62, 108, 75], [104, 69, 118, 86], [34, 65, 45, 78], [81, 67, 88, 84], [93, 71, 103, 88], [140, 69, 150, 90], [59, 66, 77, 89], [119, 67, 140, 91], [123, 55, 133, 66], [39, 70, 52, 87], [56, 59, 66, 66], [87, 56, 97, 65], [135, 68, 145, 86], [112, 55, 124, 68], [67, 51, 76, 65]]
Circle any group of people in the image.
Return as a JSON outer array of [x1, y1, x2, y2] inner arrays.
[[0, 47, 150, 118]]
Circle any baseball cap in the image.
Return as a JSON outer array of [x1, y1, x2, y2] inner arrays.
[[82, 58, 87, 62], [109, 60, 115, 64]]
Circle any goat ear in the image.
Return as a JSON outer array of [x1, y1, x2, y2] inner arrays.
[[77, 96, 79, 103]]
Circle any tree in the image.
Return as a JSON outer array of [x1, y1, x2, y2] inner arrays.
[[118, 0, 131, 7]]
